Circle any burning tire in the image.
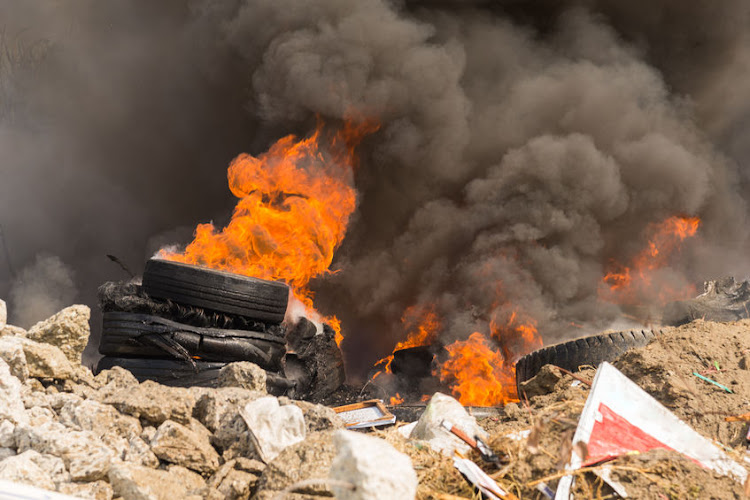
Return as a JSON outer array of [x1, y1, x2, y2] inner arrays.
[[514, 328, 661, 395], [95, 356, 295, 395], [142, 259, 289, 324], [98, 312, 286, 370]]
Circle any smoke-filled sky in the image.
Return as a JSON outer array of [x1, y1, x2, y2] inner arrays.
[[1, 0, 749, 372]]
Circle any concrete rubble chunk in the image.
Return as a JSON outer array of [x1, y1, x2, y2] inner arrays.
[[208, 459, 261, 499], [218, 361, 267, 392], [0, 336, 28, 381], [15, 421, 114, 481], [126, 436, 160, 468], [291, 400, 345, 432], [239, 396, 306, 463], [109, 462, 208, 500], [0, 449, 56, 491], [254, 431, 336, 499], [60, 399, 142, 440], [0, 420, 15, 448], [330, 430, 418, 500], [0, 448, 15, 461], [27, 305, 90, 364], [100, 380, 194, 425], [409, 392, 488, 456], [150, 419, 220, 474], [58, 480, 114, 500], [94, 366, 139, 390], [194, 387, 264, 433], [17, 337, 76, 380], [0, 299, 5, 331], [0, 357, 28, 425], [27, 406, 56, 426], [0, 324, 26, 337]]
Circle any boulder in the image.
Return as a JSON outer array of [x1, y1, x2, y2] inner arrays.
[[0, 357, 28, 425], [330, 430, 418, 500], [100, 380, 194, 425], [108, 462, 206, 500], [218, 361, 267, 392], [27, 305, 90, 364], [409, 392, 487, 456], [150, 419, 220, 474]]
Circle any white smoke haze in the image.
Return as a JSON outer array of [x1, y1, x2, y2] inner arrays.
[[0, 0, 748, 373], [9, 254, 77, 329]]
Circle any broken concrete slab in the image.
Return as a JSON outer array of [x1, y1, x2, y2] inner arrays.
[[27, 305, 90, 364]]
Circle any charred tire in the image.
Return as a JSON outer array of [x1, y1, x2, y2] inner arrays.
[[515, 328, 660, 395], [95, 356, 294, 395], [142, 259, 289, 324], [98, 312, 286, 370]]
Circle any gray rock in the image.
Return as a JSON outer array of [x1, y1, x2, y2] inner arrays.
[[58, 480, 114, 500], [330, 430, 418, 500], [100, 380, 194, 426], [109, 462, 206, 500], [0, 299, 5, 331], [292, 400, 345, 433], [60, 399, 142, 440], [218, 362, 267, 392], [15, 421, 114, 481], [125, 436, 160, 468], [150, 420, 220, 474], [0, 357, 28, 425], [409, 392, 487, 456], [0, 449, 55, 491], [27, 305, 91, 364], [0, 336, 27, 381], [254, 431, 336, 499]]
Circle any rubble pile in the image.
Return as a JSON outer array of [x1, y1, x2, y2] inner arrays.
[[1, 297, 750, 499]]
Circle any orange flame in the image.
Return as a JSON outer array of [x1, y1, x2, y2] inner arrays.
[[390, 393, 404, 406], [373, 305, 441, 375], [601, 215, 700, 305], [438, 332, 518, 406], [160, 118, 377, 340]]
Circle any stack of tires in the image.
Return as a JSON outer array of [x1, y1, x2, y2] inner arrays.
[[96, 259, 294, 394]]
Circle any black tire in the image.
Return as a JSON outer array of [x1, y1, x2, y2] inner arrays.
[[98, 312, 286, 370], [142, 259, 289, 324], [95, 356, 295, 395], [515, 328, 661, 395]]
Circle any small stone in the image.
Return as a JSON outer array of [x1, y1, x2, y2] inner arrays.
[[58, 480, 114, 500], [150, 420, 220, 474], [218, 362, 267, 392], [125, 436, 160, 468], [109, 462, 206, 500], [216, 469, 258, 500], [739, 353, 750, 370], [141, 426, 157, 443], [27, 305, 91, 364], [330, 430, 418, 500]]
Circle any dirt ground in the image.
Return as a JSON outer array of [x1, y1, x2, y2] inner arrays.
[[381, 319, 750, 499]]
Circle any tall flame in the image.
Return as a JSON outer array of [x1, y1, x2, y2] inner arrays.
[[160, 118, 377, 337], [601, 215, 701, 305]]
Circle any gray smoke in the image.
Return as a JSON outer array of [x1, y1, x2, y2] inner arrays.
[[9, 254, 77, 328], [1, 0, 748, 374]]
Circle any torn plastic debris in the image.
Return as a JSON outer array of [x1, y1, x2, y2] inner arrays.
[[239, 396, 306, 463], [453, 455, 518, 500], [332, 400, 396, 429], [554, 362, 749, 499]]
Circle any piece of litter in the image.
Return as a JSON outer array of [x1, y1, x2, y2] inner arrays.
[[693, 372, 733, 393], [453, 456, 517, 499], [441, 420, 500, 463], [333, 400, 396, 429], [536, 482, 555, 499]]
